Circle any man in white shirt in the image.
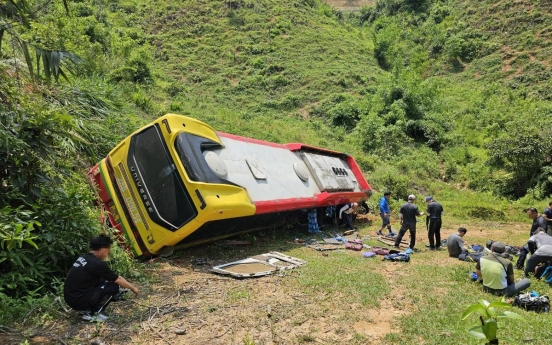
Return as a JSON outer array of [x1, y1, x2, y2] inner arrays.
[[339, 203, 358, 231]]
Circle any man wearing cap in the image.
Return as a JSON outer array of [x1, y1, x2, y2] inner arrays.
[[394, 195, 424, 250], [64, 234, 139, 322], [516, 207, 549, 270], [476, 241, 531, 297], [524, 228, 552, 277], [377, 191, 394, 236], [447, 227, 468, 258], [425, 196, 444, 250]]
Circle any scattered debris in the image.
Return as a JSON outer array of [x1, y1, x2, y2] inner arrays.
[[378, 235, 409, 249], [216, 240, 251, 246], [191, 257, 210, 265], [307, 244, 344, 251], [345, 239, 363, 251], [212, 251, 306, 278], [322, 238, 341, 245]]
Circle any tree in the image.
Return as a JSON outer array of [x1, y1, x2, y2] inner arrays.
[[0, 0, 80, 86], [487, 128, 552, 198]]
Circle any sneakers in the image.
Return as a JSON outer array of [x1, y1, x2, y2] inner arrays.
[[81, 312, 108, 322], [377, 231, 384, 236]]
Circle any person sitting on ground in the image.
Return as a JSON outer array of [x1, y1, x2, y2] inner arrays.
[[516, 207, 548, 270], [377, 191, 395, 237], [425, 196, 444, 250], [447, 227, 468, 258], [524, 228, 552, 277], [476, 241, 531, 297], [394, 195, 424, 250], [339, 202, 358, 231], [64, 234, 139, 322]]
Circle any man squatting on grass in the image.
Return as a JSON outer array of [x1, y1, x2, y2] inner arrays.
[[425, 196, 443, 250], [339, 202, 358, 231], [476, 241, 531, 297], [524, 228, 552, 277], [64, 234, 139, 322], [447, 227, 468, 258], [377, 191, 394, 236], [516, 207, 548, 270], [394, 195, 424, 250]]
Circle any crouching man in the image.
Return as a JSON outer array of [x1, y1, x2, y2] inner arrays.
[[525, 228, 552, 277], [476, 241, 531, 297], [64, 234, 139, 322]]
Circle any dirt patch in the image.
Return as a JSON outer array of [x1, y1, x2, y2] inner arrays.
[[0, 333, 25, 345], [325, 0, 375, 11], [353, 298, 407, 339]]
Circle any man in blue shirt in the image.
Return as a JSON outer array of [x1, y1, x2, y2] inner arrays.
[[377, 191, 394, 236]]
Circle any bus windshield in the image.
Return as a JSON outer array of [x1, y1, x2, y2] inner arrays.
[[127, 125, 197, 230]]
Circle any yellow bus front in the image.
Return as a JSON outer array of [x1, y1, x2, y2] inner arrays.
[[101, 114, 256, 256]]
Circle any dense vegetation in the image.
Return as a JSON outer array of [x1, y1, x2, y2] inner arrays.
[[1, 0, 552, 323]]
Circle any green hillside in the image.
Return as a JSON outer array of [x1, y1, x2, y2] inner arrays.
[[2, 0, 552, 322]]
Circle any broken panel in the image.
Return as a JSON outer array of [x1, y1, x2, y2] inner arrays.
[[211, 251, 306, 278]]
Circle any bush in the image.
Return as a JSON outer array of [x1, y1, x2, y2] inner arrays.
[[466, 207, 505, 221], [370, 166, 412, 200]]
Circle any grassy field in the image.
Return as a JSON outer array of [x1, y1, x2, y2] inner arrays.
[[3, 0, 552, 343], [6, 213, 552, 345]]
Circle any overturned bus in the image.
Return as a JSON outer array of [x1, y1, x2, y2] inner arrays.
[[88, 114, 372, 258]]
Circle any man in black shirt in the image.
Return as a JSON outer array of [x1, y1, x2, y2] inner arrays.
[[64, 234, 139, 322], [542, 202, 552, 235], [516, 207, 548, 270], [425, 196, 444, 250], [527, 207, 547, 237], [394, 195, 424, 250]]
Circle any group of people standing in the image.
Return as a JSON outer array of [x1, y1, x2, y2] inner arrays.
[[377, 192, 552, 298], [377, 192, 443, 251]]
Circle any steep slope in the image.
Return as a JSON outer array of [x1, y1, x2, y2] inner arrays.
[[137, 0, 382, 143], [455, 0, 552, 100]]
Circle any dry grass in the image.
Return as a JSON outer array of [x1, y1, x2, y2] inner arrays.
[[10, 216, 552, 345]]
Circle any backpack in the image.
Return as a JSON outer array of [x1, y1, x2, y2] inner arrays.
[[470, 244, 484, 252], [535, 262, 552, 279], [513, 293, 550, 313], [345, 239, 363, 251], [383, 253, 410, 262], [458, 252, 484, 263]]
